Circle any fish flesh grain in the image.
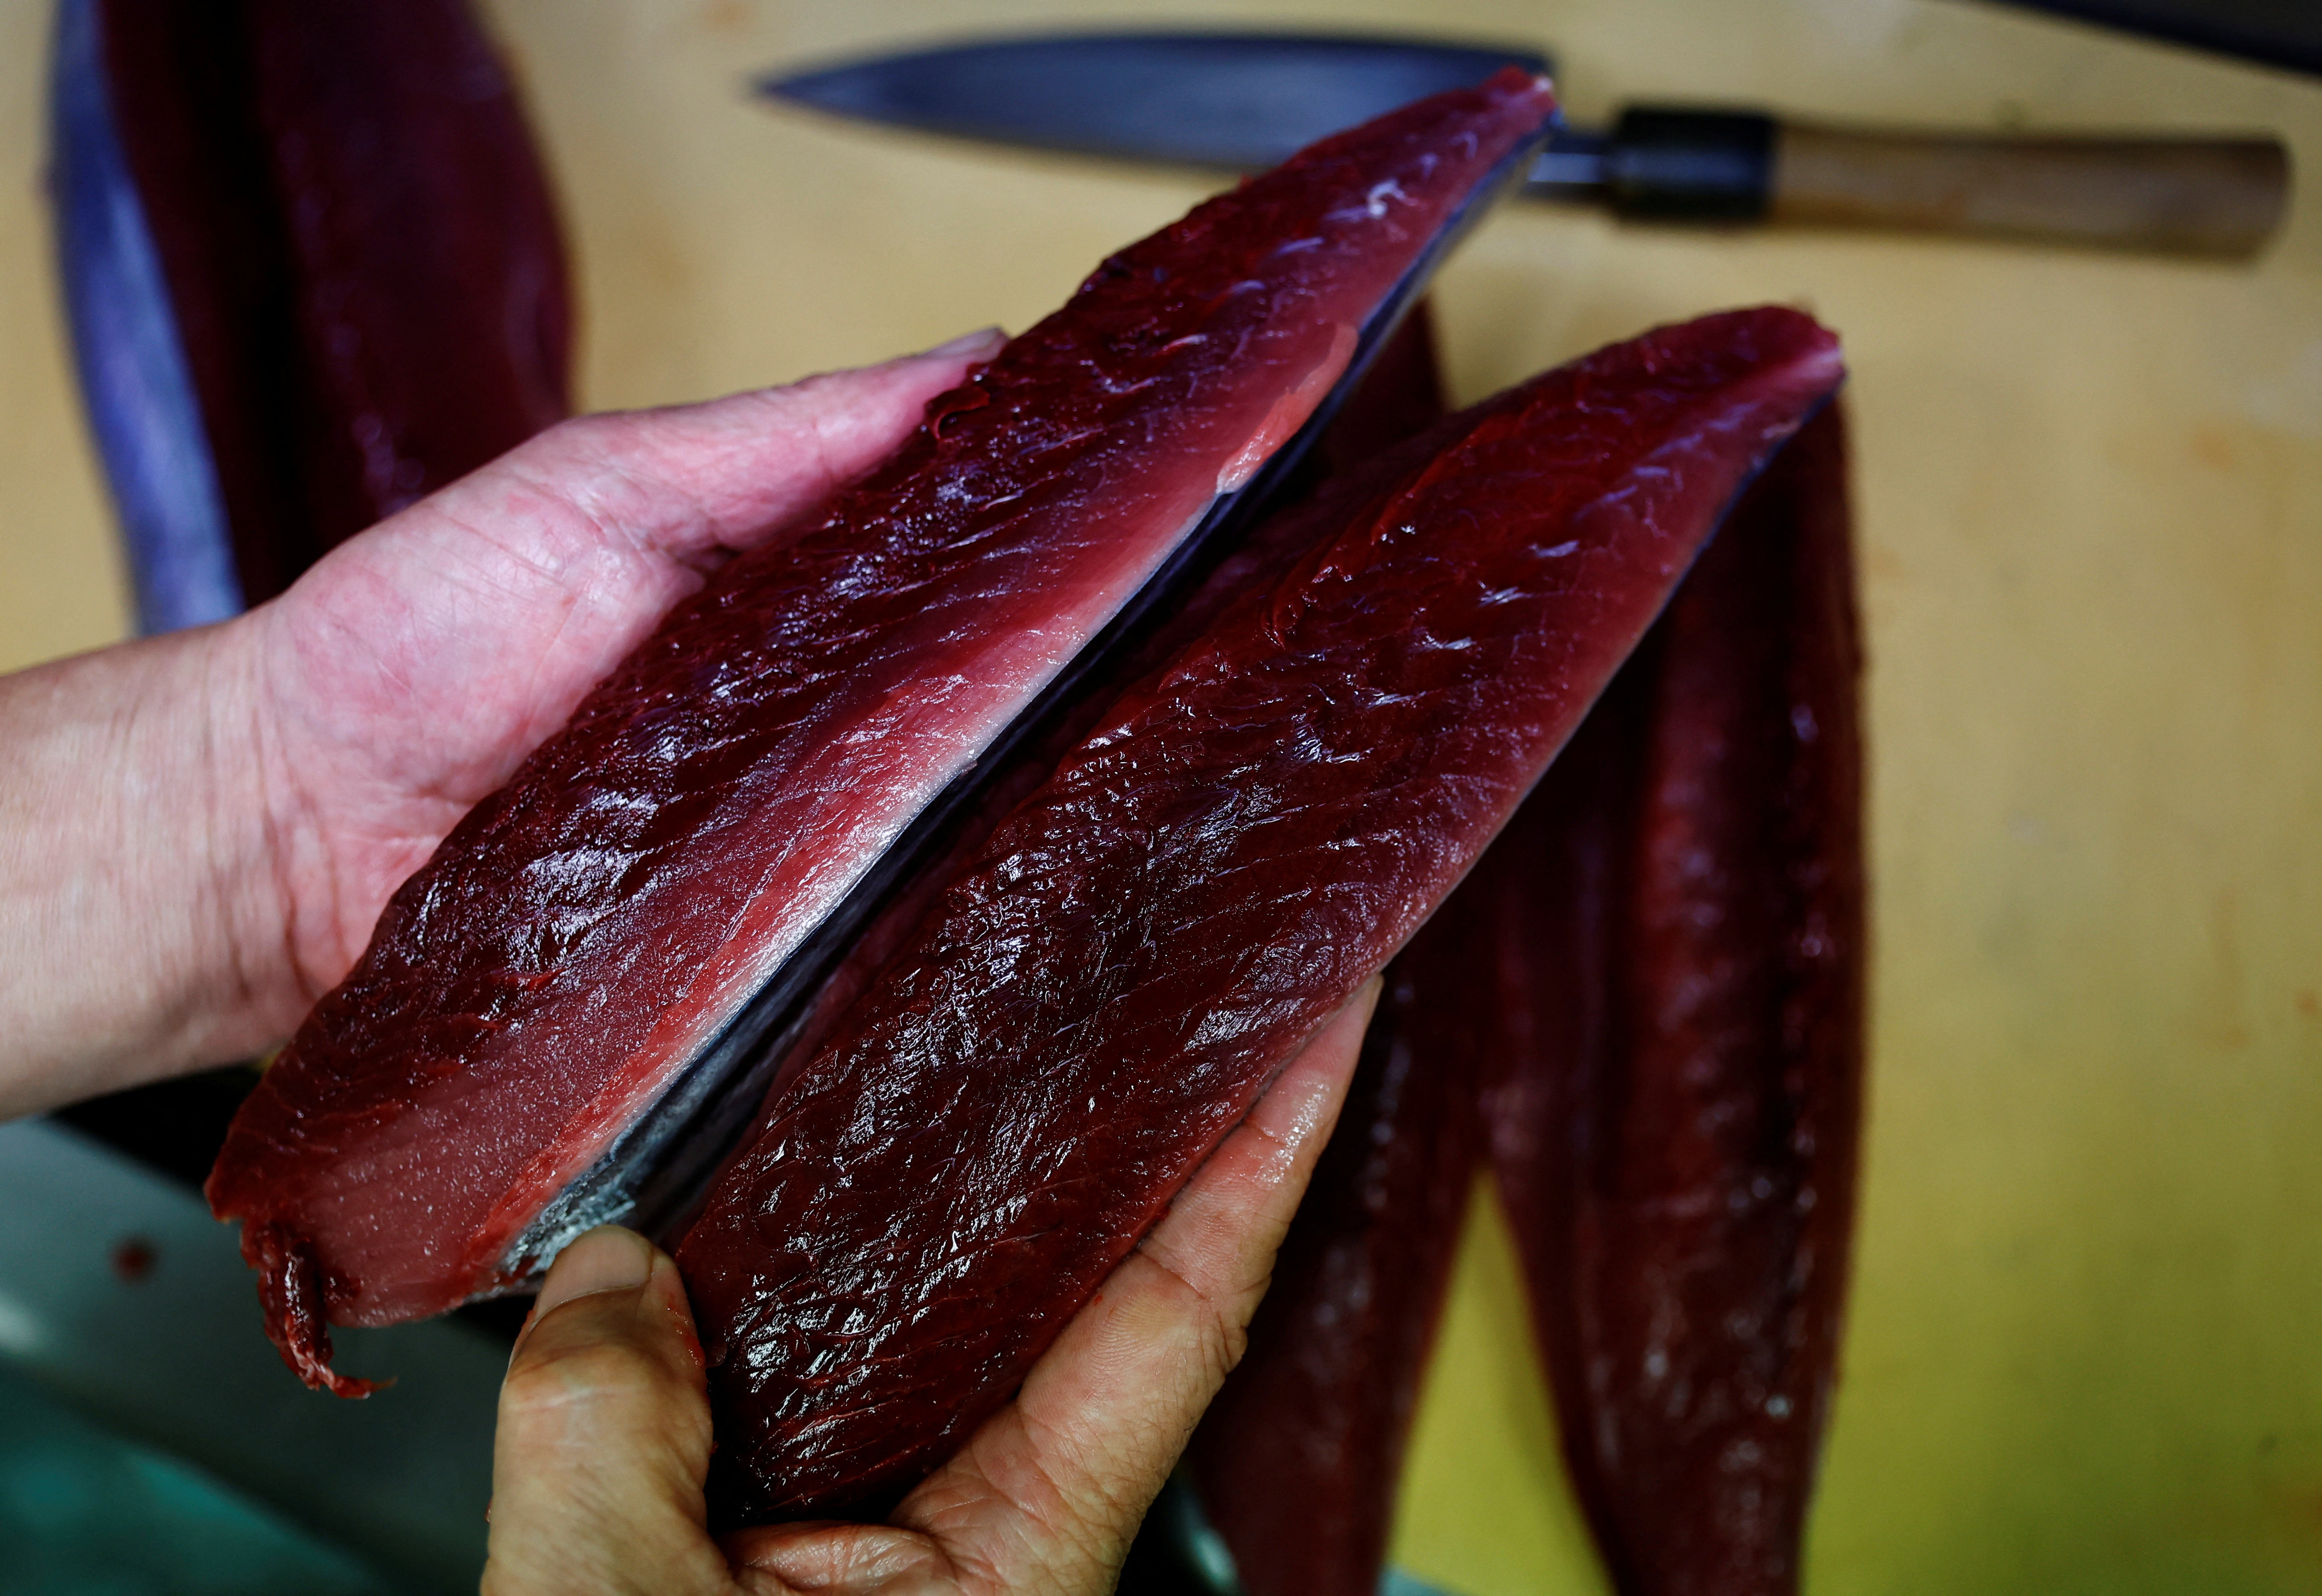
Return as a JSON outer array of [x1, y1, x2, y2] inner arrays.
[[1482, 403, 1864, 1596], [1184, 348, 1862, 1596], [210, 72, 1555, 1393], [1175, 302, 1476, 1596], [206, 72, 1559, 1396], [678, 306, 1847, 1523], [686, 309, 1843, 1523], [209, 77, 1554, 1390], [655, 307, 1468, 1216], [49, 0, 570, 632]]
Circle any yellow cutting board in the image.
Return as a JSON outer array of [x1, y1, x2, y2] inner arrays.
[[2, 2, 2316, 1590]]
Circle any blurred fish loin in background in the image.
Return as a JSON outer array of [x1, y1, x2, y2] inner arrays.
[[48, 0, 572, 634], [29, 4, 572, 1588]]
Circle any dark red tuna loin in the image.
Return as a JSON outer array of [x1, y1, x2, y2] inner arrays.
[[1482, 403, 1864, 1596], [677, 306, 1846, 1522], [206, 72, 1557, 1393], [1176, 302, 1473, 1596], [63, 0, 570, 628], [663, 307, 1464, 1200]]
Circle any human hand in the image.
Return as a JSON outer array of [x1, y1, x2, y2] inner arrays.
[[480, 980, 1380, 1596], [0, 331, 1001, 1112]]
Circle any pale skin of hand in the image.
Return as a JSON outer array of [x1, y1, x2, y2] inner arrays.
[[484, 983, 1378, 1596], [0, 328, 1377, 1593], [0, 330, 1000, 1114]]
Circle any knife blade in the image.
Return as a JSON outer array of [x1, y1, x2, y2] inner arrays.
[[759, 30, 2286, 257], [763, 31, 1549, 173]]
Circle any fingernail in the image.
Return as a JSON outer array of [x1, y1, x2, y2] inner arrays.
[[532, 1226, 655, 1320], [919, 326, 1005, 359]]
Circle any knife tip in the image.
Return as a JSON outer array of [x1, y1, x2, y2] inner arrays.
[[750, 67, 823, 104]]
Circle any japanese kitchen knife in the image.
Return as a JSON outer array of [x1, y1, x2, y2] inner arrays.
[[760, 30, 2286, 257]]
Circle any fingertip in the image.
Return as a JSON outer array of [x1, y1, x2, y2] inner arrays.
[[485, 1232, 725, 1596], [514, 1228, 704, 1367], [1278, 975, 1384, 1104], [1201, 977, 1384, 1197], [643, 1249, 707, 1371], [534, 1225, 656, 1319], [915, 325, 1007, 361]]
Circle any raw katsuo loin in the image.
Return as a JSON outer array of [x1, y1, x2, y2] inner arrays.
[[207, 70, 1559, 1393]]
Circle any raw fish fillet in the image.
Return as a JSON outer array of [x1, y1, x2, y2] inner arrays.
[[1178, 302, 1475, 1596], [1484, 404, 1864, 1596], [679, 309, 1462, 1182], [51, 0, 570, 631], [207, 72, 1557, 1395], [678, 306, 1846, 1521]]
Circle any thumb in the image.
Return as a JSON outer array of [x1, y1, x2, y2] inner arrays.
[[482, 1227, 731, 1596]]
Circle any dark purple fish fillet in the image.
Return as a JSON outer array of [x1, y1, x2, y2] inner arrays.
[[206, 72, 1557, 1395], [736, 307, 1460, 1185], [57, 0, 570, 630], [1176, 301, 1475, 1596], [650, 311, 1465, 1278], [677, 306, 1846, 1523], [1482, 402, 1864, 1596]]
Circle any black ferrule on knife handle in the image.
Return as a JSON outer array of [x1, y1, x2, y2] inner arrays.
[[1606, 107, 1777, 221]]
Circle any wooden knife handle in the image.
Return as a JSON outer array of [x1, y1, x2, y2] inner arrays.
[[1771, 121, 2288, 257], [1599, 107, 2289, 258]]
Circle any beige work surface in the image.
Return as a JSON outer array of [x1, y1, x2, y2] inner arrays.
[[3, 0, 2318, 1589]]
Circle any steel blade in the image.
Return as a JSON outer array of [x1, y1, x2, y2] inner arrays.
[[759, 31, 1551, 171]]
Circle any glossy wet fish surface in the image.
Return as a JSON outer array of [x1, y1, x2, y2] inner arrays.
[[679, 307, 1845, 1521], [67, 0, 569, 624], [1484, 403, 1864, 1596], [206, 70, 1557, 1393], [1179, 303, 1472, 1596]]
